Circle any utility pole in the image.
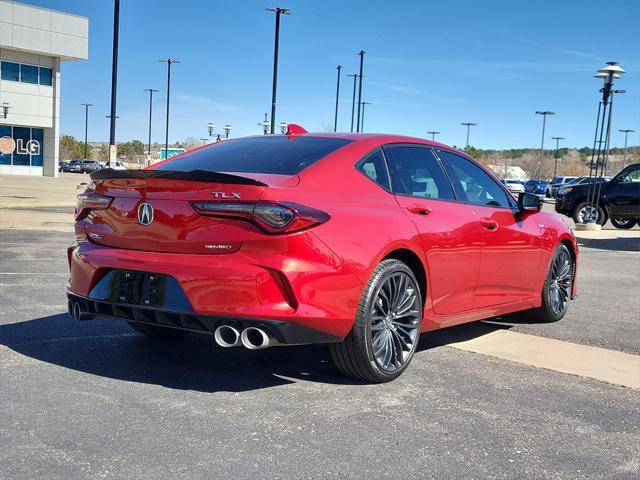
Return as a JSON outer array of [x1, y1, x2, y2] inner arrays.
[[81, 103, 93, 160], [461, 122, 477, 150], [108, 0, 120, 165], [143, 88, 159, 157], [348, 74, 357, 133], [535, 111, 555, 179], [333, 64, 342, 132], [551, 136, 565, 178], [266, 7, 291, 134], [619, 129, 634, 168], [356, 50, 365, 133], [160, 59, 179, 159], [427, 131, 440, 141]]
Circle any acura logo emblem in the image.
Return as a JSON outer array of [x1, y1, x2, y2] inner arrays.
[[137, 203, 154, 225]]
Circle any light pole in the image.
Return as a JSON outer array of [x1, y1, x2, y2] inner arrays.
[[551, 136, 564, 178], [259, 113, 270, 135], [159, 59, 179, 160], [266, 7, 290, 134], [360, 101, 371, 132], [108, 0, 120, 164], [461, 122, 476, 150], [207, 122, 215, 138], [334, 64, 341, 132], [348, 74, 358, 133], [200, 138, 207, 145], [619, 129, 634, 168], [356, 50, 365, 133], [224, 124, 232, 139], [80, 103, 93, 160], [427, 131, 440, 141], [535, 111, 555, 179], [143, 88, 158, 156]]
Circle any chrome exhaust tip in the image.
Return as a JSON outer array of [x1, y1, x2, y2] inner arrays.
[[214, 325, 241, 347], [68, 299, 74, 317], [72, 302, 82, 321], [240, 327, 270, 350], [71, 301, 95, 321]]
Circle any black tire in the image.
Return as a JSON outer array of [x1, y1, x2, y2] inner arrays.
[[523, 244, 574, 323], [330, 259, 423, 383], [572, 201, 607, 226], [610, 217, 636, 229], [127, 321, 189, 339]]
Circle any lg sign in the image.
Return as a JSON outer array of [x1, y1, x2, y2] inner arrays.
[[0, 136, 41, 156]]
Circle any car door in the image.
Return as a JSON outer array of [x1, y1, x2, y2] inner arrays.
[[435, 149, 545, 308], [383, 144, 482, 315], [603, 165, 640, 217]]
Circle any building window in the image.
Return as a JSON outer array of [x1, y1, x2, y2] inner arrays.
[[39, 67, 53, 86], [20, 64, 39, 84], [1, 61, 20, 81]]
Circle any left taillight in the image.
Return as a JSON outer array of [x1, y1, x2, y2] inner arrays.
[[75, 193, 112, 220], [191, 201, 330, 234]]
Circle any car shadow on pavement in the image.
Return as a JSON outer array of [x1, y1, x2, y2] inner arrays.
[[576, 236, 640, 252], [0, 313, 368, 392]]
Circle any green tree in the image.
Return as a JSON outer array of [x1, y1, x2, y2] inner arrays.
[[59, 134, 91, 159]]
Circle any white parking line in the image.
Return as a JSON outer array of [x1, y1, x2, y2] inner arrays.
[[432, 328, 640, 389]]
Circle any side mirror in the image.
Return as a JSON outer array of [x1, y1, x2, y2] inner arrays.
[[518, 192, 543, 212]]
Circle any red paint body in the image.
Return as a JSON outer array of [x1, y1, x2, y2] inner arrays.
[[68, 133, 578, 339]]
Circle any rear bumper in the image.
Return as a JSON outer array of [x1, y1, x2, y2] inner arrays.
[[67, 231, 363, 339]]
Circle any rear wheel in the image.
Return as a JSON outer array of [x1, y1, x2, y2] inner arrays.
[[610, 217, 636, 229], [127, 321, 189, 339], [524, 244, 573, 323], [572, 202, 607, 226], [330, 259, 423, 383]]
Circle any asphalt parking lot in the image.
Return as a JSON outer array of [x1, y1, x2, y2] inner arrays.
[[1, 228, 639, 479]]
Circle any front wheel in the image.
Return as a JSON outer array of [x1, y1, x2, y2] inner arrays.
[[572, 202, 607, 226], [610, 217, 636, 229], [330, 259, 423, 383]]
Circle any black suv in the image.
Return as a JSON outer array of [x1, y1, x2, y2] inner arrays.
[[555, 163, 640, 228]]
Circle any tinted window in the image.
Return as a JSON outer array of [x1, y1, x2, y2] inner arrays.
[[20, 64, 39, 84], [357, 150, 390, 190], [156, 136, 352, 175], [39, 67, 53, 86], [1, 61, 19, 81], [385, 146, 455, 200], [618, 165, 640, 183], [437, 149, 512, 208]]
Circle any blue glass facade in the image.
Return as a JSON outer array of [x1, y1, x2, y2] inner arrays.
[[0, 125, 45, 167]]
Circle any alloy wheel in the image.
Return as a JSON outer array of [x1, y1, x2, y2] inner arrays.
[[370, 272, 420, 372], [578, 205, 600, 224], [548, 249, 572, 316]]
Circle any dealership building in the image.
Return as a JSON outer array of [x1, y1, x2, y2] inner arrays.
[[0, 1, 87, 176]]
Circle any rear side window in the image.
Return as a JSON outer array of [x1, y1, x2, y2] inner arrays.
[[437, 149, 512, 208], [357, 150, 390, 190], [155, 136, 352, 175], [384, 146, 455, 201]]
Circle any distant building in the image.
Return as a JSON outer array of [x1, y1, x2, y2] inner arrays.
[[0, 1, 88, 176], [488, 164, 528, 180]]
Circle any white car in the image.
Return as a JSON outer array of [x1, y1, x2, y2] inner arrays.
[[501, 179, 525, 194], [103, 160, 126, 170]]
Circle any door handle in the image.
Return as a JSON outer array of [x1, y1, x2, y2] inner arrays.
[[480, 218, 499, 230], [406, 204, 432, 215]]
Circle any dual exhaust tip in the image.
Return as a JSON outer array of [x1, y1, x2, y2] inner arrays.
[[214, 325, 271, 350]]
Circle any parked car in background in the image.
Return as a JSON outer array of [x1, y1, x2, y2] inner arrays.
[[58, 161, 71, 172], [555, 163, 640, 227], [500, 179, 525, 194], [524, 179, 549, 196], [68, 160, 83, 173], [107, 160, 127, 170], [80, 160, 102, 173], [548, 176, 578, 198], [67, 130, 578, 383]]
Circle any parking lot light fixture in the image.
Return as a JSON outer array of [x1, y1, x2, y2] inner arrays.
[[535, 111, 555, 178], [279, 122, 288, 134], [224, 124, 232, 138], [143, 89, 159, 156], [551, 136, 565, 178], [200, 138, 207, 145], [159, 59, 180, 160], [427, 131, 440, 141], [356, 50, 366, 133], [334, 65, 342, 132], [80, 103, 93, 160], [619, 129, 634, 168], [461, 122, 477, 151], [360, 101, 371, 132], [348, 74, 358, 133], [259, 113, 270, 135], [1, 102, 10, 119], [266, 7, 291, 134], [207, 123, 215, 137]]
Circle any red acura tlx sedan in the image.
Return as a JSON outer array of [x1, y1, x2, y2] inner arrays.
[[67, 126, 578, 382]]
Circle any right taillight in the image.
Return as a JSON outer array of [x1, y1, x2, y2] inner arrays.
[[191, 201, 330, 234], [76, 193, 112, 219]]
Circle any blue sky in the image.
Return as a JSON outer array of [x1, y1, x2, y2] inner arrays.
[[27, 0, 640, 148]]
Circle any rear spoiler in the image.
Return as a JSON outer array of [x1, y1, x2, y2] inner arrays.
[[90, 168, 268, 186]]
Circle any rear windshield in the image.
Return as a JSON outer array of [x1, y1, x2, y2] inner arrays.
[[155, 136, 352, 175]]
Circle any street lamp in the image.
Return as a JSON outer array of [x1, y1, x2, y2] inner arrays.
[[347, 74, 358, 133], [200, 138, 208, 145], [80, 103, 93, 160], [143, 88, 159, 156], [427, 131, 440, 141], [259, 113, 270, 135], [279, 122, 288, 134], [108, 0, 120, 163], [159, 58, 180, 162], [360, 101, 371, 132], [535, 111, 555, 178], [223, 124, 232, 139], [551, 136, 565, 178], [1, 102, 10, 119], [207, 123, 215, 137], [334, 64, 342, 132], [461, 122, 477, 150], [356, 50, 366, 133], [266, 7, 291, 134], [619, 129, 634, 168]]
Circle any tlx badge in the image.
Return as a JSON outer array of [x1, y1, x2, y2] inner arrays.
[[212, 192, 241, 199]]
